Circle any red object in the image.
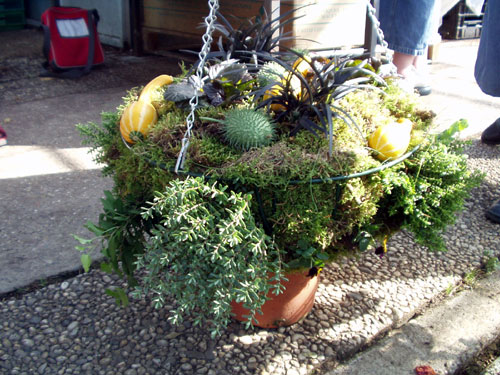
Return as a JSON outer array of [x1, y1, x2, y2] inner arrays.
[[231, 270, 320, 328], [41, 7, 104, 72], [415, 365, 437, 375], [0, 125, 6, 146]]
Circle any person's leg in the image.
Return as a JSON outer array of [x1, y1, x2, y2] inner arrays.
[[475, 0, 500, 223], [379, 0, 436, 95], [391, 52, 415, 76], [379, 0, 436, 56], [475, 0, 500, 97]]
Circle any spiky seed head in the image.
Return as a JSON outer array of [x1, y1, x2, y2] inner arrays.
[[223, 108, 275, 150]]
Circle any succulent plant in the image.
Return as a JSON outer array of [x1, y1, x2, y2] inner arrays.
[[221, 108, 275, 150]]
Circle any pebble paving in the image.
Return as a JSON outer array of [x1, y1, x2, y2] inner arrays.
[[0, 142, 499, 375]]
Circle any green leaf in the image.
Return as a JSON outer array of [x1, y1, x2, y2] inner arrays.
[[102, 191, 115, 211], [81, 254, 92, 273], [105, 288, 129, 307], [84, 220, 104, 236], [316, 252, 329, 260], [163, 81, 199, 102], [437, 119, 468, 143], [100, 262, 113, 274], [72, 234, 93, 245]]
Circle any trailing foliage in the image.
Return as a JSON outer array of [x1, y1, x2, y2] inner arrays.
[[132, 177, 285, 338], [374, 124, 484, 251], [73, 191, 153, 290]]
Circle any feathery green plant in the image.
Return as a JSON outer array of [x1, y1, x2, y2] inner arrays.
[[132, 177, 285, 337]]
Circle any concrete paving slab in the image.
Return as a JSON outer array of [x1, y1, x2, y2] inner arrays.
[[0, 29, 183, 294], [420, 39, 500, 138], [327, 270, 500, 375]]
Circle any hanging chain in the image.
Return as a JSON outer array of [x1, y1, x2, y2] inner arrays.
[[173, 0, 387, 172], [365, 1, 388, 51], [175, 0, 220, 173]]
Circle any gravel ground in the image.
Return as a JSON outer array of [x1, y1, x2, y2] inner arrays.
[[0, 140, 499, 375]]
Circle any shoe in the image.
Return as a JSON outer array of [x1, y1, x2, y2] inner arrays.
[[396, 66, 432, 96], [0, 125, 6, 147], [409, 66, 432, 96], [486, 199, 500, 224], [481, 118, 500, 145], [414, 83, 432, 96]]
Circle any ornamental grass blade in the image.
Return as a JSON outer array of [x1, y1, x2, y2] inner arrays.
[[291, 117, 325, 137], [324, 104, 334, 157]]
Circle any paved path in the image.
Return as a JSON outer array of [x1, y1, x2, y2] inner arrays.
[[0, 29, 182, 294], [327, 270, 500, 375]]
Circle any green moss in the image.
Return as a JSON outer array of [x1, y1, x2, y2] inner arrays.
[[189, 135, 241, 168]]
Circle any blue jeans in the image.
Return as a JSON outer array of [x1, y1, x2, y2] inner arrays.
[[475, 0, 500, 97], [379, 0, 436, 56]]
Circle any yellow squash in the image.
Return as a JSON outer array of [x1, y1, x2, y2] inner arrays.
[[138, 74, 174, 103], [263, 84, 286, 112], [368, 118, 413, 160], [120, 101, 158, 144], [287, 56, 312, 99]]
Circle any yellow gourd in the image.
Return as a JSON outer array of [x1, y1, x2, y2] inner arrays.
[[368, 118, 413, 160], [138, 74, 174, 103], [286, 56, 312, 99], [292, 56, 312, 77], [263, 84, 286, 112], [120, 101, 158, 144]]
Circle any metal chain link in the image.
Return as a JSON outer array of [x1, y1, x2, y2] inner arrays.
[[173, 0, 386, 172], [366, 1, 389, 51], [175, 0, 220, 173]]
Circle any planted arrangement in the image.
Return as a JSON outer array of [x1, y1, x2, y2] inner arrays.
[[75, 8, 483, 336]]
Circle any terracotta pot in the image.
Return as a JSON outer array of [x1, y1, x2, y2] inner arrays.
[[231, 269, 320, 328]]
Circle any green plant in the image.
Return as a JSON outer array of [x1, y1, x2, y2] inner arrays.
[[132, 177, 285, 337], [285, 239, 329, 271], [253, 51, 386, 157], [208, 5, 302, 63], [74, 7, 484, 337], [164, 59, 252, 108], [445, 282, 456, 296], [464, 269, 479, 287], [483, 251, 500, 274], [373, 123, 483, 252], [74, 191, 153, 287]]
